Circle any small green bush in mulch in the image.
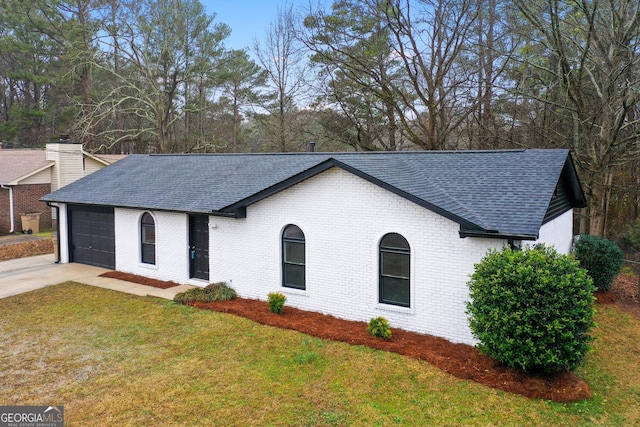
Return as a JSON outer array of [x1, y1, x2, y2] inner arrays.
[[267, 292, 286, 314], [368, 317, 392, 339], [174, 282, 237, 304]]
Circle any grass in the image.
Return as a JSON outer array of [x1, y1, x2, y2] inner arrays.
[[33, 230, 54, 238], [0, 282, 639, 426]]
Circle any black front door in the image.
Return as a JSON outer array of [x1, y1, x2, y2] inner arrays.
[[189, 214, 209, 280]]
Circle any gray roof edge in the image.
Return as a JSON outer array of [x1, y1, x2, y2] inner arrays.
[[39, 198, 233, 216]]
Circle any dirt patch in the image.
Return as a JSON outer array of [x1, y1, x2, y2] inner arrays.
[[0, 239, 54, 262], [591, 275, 640, 318], [185, 298, 590, 403], [594, 290, 617, 304], [611, 273, 639, 303], [99, 271, 179, 289]]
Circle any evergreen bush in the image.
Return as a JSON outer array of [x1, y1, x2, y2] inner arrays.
[[173, 282, 236, 303], [467, 245, 596, 374], [367, 317, 392, 339], [267, 292, 287, 314], [574, 234, 624, 291]]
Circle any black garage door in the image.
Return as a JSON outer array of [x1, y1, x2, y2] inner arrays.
[[68, 205, 115, 269]]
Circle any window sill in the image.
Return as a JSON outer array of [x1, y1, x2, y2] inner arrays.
[[138, 263, 158, 271], [375, 303, 414, 315], [281, 287, 308, 297]]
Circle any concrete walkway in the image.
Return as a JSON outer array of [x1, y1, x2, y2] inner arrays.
[[0, 254, 196, 299]]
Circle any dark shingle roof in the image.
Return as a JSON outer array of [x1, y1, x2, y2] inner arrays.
[[42, 149, 586, 239]]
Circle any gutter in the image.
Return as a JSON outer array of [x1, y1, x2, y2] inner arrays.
[[1, 184, 15, 233], [459, 229, 538, 241], [46, 202, 61, 263]]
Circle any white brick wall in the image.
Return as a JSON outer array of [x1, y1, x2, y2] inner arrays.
[[522, 209, 574, 254], [58, 167, 576, 346], [114, 209, 210, 286], [206, 167, 506, 345]]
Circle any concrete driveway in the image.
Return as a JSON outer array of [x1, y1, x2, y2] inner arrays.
[[0, 254, 195, 299]]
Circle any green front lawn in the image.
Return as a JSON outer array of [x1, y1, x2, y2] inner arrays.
[[0, 282, 638, 426]]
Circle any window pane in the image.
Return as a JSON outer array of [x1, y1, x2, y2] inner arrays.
[[284, 241, 305, 264], [382, 252, 410, 278], [284, 264, 305, 289], [142, 243, 155, 265], [141, 213, 154, 226], [381, 277, 410, 306], [381, 233, 409, 250], [142, 225, 155, 244], [283, 225, 304, 240]]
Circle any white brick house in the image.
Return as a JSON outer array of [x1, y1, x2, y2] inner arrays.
[[43, 150, 586, 345]]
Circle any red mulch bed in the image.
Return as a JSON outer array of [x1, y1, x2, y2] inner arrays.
[[99, 271, 179, 289], [187, 298, 590, 402], [96, 271, 640, 402]]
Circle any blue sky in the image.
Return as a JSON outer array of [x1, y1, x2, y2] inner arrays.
[[200, 0, 312, 51]]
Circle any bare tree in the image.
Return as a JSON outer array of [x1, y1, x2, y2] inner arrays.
[[513, 0, 640, 235], [302, 0, 479, 150], [254, 2, 309, 152], [75, 0, 229, 153], [382, 0, 480, 149]]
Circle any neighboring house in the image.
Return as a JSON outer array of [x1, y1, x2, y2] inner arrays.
[[0, 139, 126, 234], [42, 149, 586, 345]]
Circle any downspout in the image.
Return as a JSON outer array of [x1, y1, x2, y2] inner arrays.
[[46, 202, 61, 263], [1, 184, 15, 233]]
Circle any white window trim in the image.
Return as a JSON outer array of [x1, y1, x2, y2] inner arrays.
[[374, 231, 416, 315]]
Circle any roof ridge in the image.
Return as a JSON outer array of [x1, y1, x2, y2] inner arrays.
[[147, 149, 534, 157]]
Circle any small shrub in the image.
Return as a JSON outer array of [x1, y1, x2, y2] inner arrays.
[[206, 282, 237, 300], [174, 282, 236, 303], [267, 292, 286, 314], [367, 317, 392, 339], [467, 245, 595, 374], [574, 234, 624, 292]]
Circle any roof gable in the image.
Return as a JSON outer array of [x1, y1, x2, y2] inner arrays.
[[0, 150, 53, 185], [42, 149, 586, 240]]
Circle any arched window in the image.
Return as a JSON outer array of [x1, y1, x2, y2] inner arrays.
[[379, 233, 410, 307], [141, 212, 156, 265], [282, 224, 305, 290]]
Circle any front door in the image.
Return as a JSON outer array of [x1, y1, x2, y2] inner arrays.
[[189, 214, 209, 280]]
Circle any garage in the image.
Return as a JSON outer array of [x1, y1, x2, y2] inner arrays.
[[68, 205, 115, 269]]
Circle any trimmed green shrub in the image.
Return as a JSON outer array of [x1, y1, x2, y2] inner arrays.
[[574, 234, 624, 292], [205, 282, 237, 300], [267, 292, 286, 314], [173, 282, 237, 303], [367, 317, 392, 340], [467, 245, 596, 374]]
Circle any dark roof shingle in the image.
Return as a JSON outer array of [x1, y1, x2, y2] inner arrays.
[[42, 149, 585, 239]]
